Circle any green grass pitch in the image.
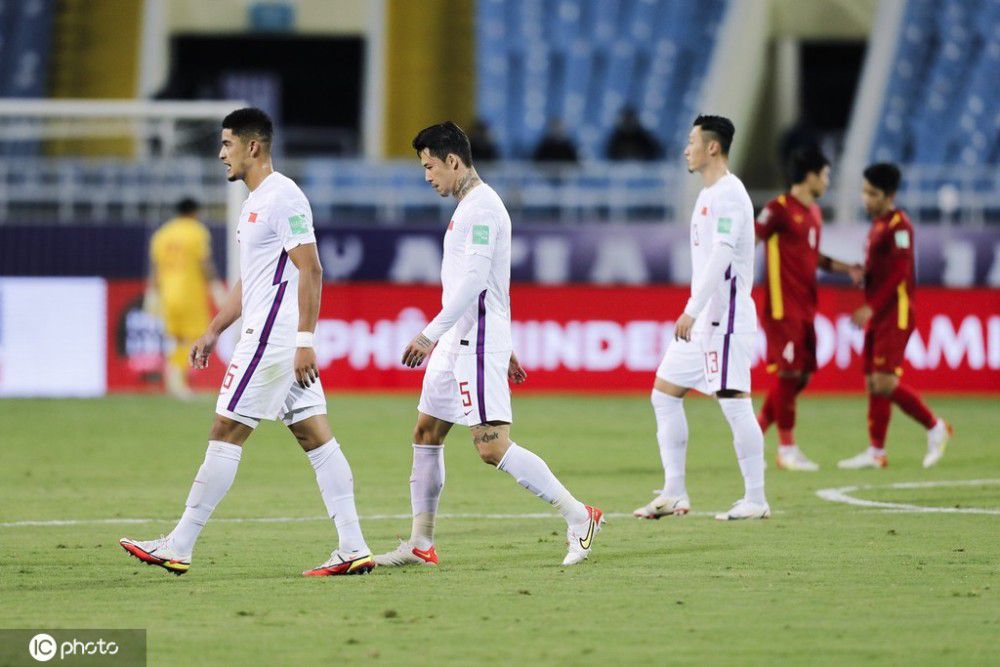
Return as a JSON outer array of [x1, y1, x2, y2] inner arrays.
[[1, 394, 997, 665]]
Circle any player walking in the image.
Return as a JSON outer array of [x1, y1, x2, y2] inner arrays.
[[634, 115, 769, 521], [755, 146, 863, 471], [121, 108, 374, 576], [146, 198, 226, 400], [375, 122, 603, 567], [838, 163, 951, 469]]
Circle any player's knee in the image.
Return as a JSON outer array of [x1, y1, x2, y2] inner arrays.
[[209, 414, 250, 444], [412, 423, 445, 446], [476, 443, 505, 466], [869, 375, 896, 396]]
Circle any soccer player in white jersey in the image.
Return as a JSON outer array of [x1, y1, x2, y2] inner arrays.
[[120, 108, 374, 576], [633, 115, 770, 521], [374, 121, 603, 567]]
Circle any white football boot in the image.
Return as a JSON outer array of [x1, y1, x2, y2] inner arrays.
[[714, 498, 771, 521], [633, 492, 691, 519], [373, 540, 439, 567], [837, 448, 888, 469], [119, 536, 191, 575], [562, 505, 604, 566], [923, 419, 953, 468], [776, 446, 820, 472]]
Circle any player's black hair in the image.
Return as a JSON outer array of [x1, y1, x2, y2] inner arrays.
[[787, 145, 829, 185], [863, 162, 901, 195], [412, 121, 473, 167], [222, 107, 273, 149], [176, 197, 200, 216], [693, 114, 735, 155]]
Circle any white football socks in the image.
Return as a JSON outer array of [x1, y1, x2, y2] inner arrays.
[[719, 398, 767, 505], [307, 438, 368, 554], [169, 440, 242, 555], [497, 442, 589, 525], [409, 444, 445, 549], [651, 390, 688, 498]]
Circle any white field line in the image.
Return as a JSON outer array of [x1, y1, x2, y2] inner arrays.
[[0, 510, 725, 528], [816, 478, 1000, 515]]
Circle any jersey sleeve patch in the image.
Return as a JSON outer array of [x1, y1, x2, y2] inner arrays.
[[288, 213, 310, 235], [472, 224, 490, 245], [893, 229, 910, 249], [717, 217, 733, 234]]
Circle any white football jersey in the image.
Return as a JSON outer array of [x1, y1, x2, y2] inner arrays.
[[688, 172, 757, 334], [437, 183, 513, 354], [235, 172, 316, 348]]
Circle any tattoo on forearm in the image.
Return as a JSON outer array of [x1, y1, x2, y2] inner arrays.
[[415, 334, 432, 347]]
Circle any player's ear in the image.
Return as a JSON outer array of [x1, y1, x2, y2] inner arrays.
[[446, 153, 460, 170]]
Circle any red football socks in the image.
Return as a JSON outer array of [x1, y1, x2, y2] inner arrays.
[[890, 383, 937, 430], [868, 394, 891, 448], [775, 376, 800, 446]]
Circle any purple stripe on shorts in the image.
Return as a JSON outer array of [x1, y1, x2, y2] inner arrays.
[[227, 251, 289, 412], [476, 289, 487, 425], [720, 268, 737, 390], [725, 266, 737, 334], [720, 332, 731, 391]]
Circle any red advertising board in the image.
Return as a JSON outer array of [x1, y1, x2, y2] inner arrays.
[[107, 281, 1000, 393]]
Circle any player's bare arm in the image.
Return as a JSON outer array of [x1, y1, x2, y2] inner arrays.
[[508, 352, 527, 384], [674, 312, 696, 341], [402, 333, 434, 368], [819, 254, 864, 286], [287, 242, 322, 388], [191, 279, 243, 369], [852, 303, 873, 327]]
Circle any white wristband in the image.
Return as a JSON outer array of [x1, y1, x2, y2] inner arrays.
[[295, 331, 314, 348]]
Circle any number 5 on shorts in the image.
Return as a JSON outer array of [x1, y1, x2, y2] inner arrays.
[[459, 381, 473, 408]]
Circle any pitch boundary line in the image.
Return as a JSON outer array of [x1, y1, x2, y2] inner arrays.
[[0, 510, 728, 528], [816, 478, 1000, 515]]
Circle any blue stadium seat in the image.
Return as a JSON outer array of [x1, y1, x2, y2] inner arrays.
[[475, 0, 730, 160]]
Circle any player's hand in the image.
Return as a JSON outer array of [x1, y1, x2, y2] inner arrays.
[[294, 347, 319, 388], [190, 331, 218, 370], [508, 352, 527, 384], [852, 304, 873, 328], [402, 333, 434, 368], [847, 264, 865, 287], [674, 313, 696, 342]]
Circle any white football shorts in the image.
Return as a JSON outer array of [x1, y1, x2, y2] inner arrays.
[[655, 330, 753, 395], [417, 346, 513, 426], [216, 338, 326, 429]]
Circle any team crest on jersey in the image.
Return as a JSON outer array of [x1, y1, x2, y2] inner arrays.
[[248, 212, 258, 223]]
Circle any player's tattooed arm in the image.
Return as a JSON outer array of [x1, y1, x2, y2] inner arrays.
[[402, 333, 434, 368]]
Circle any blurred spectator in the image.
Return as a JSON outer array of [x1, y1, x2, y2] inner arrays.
[[532, 119, 579, 163], [468, 117, 500, 162], [606, 107, 662, 161]]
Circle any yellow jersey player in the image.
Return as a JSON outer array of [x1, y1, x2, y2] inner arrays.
[[146, 198, 226, 398]]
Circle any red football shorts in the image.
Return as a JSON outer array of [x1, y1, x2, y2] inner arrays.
[[763, 317, 817, 374], [863, 319, 914, 376]]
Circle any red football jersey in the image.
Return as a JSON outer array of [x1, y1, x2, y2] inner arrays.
[[755, 193, 823, 321], [864, 208, 915, 328]]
